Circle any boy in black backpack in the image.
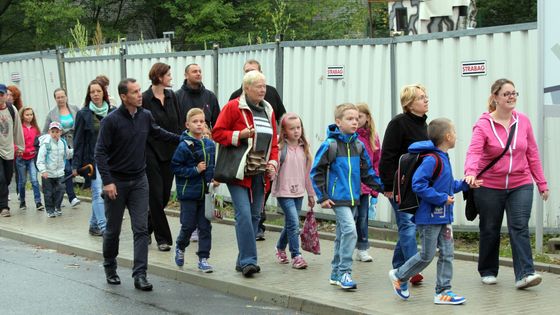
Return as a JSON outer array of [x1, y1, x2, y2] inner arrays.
[[389, 118, 480, 305]]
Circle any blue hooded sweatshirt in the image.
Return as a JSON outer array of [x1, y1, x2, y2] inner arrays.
[[410, 140, 468, 225], [310, 124, 382, 206], [171, 131, 215, 201]]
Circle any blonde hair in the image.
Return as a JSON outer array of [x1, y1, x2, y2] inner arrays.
[[19, 106, 40, 133], [428, 118, 454, 146], [400, 84, 426, 113], [355, 103, 377, 150], [488, 78, 515, 112], [242, 70, 266, 91], [186, 108, 204, 123], [334, 103, 358, 120], [278, 113, 312, 167]]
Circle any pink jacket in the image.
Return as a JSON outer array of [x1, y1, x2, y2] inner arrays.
[[18, 124, 40, 160], [357, 128, 381, 197], [465, 111, 548, 192], [272, 143, 315, 198]]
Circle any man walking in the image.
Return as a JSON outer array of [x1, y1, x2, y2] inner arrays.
[[0, 83, 24, 217], [176, 63, 221, 130], [95, 78, 179, 291]]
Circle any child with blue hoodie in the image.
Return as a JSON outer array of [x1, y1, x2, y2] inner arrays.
[[389, 118, 480, 305], [171, 108, 217, 273], [310, 103, 383, 290]]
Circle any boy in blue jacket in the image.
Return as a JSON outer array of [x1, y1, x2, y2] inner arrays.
[[171, 108, 217, 273], [310, 103, 383, 290], [389, 118, 480, 305]]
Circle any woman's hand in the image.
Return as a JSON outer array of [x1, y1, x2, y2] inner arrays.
[[541, 190, 550, 201], [383, 191, 393, 199], [239, 127, 254, 139], [464, 175, 477, 186], [266, 163, 276, 179]]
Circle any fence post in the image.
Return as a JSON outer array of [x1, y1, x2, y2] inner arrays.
[[213, 43, 220, 100], [275, 34, 284, 99], [119, 38, 127, 79], [56, 46, 67, 91]]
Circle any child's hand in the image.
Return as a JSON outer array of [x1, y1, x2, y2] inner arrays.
[[308, 196, 315, 208], [197, 161, 207, 173], [266, 164, 276, 179], [445, 196, 455, 205], [41, 172, 48, 179], [468, 179, 483, 188], [321, 199, 335, 208]]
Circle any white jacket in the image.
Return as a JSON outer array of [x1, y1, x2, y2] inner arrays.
[[36, 134, 73, 178]]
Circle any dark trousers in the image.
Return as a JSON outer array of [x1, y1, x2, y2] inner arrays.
[[103, 175, 149, 278], [42, 177, 64, 213], [146, 157, 173, 245], [176, 199, 212, 259], [0, 158, 14, 209], [64, 160, 77, 201], [476, 184, 535, 281], [258, 187, 272, 233]]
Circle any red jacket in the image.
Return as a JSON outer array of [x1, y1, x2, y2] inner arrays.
[[213, 95, 279, 190]]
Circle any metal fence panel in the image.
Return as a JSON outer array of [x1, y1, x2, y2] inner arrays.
[[0, 56, 60, 128], [217, 44, 276, 106]]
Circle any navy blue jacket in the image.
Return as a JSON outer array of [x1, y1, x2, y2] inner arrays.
[[410, 140, 468, 225], [95, 105, 180, 185], [171, 131, 215, 201], [310, 124, 382, 207]]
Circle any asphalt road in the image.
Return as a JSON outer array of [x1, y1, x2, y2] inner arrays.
[[0, 237, 306, 315]]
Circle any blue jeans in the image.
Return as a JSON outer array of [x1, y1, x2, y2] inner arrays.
[[391, 199, 418, 269], [332, 206, 357, 275], [64, 160, 77, 202], [227, 174, 265, 268], [354, 194, 370, 250], [16, 157, 41, 204], [176, 199, 212, 259], [276, 197, 303, 258], [90, 168, 106, 231], [476, 184, 535, 281], [396, 224, 454, 294]]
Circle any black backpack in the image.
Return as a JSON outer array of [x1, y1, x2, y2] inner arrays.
[[393, 152, 443, 214]]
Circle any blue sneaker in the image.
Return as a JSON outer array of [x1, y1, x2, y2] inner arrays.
[[434, 290, 466, 305], [198, 258, 214, 273], [329, 271, 339, 285], [338, 272, 357, 290], [389, 269, 410, 300], [175, 247, 185, 267]]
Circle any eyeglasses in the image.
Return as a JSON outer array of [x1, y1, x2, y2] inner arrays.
[[501, 91, 519, 98], [417, 95, 429, 101]]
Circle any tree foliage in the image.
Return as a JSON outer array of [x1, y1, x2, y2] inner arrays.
[[476, 0, 537, 27]]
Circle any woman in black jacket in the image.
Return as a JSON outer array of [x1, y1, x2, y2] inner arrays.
[[73, 79, 115, 236], [142, 63, 183, 251]]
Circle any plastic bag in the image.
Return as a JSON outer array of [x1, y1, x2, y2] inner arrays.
[[300, 208, 321, 255], [204, 185, 222, 221], [368, 197, 377, 220]]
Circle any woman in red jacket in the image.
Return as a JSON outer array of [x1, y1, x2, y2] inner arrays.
[[213, 70, 279, 277]]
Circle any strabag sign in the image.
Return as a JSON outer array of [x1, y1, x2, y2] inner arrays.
[[327, 65, 344, 79], [461, 60, 487, 77]]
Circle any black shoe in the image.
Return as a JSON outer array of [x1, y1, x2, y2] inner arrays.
[[255, 231, 265, 241], [36, 202, 44, 211], [235, 265, 242, 272], [242, 264, 258, 277], [89, 227, 103, 236], [105, 268, 121, 285], [157, 243, 171, 251], [134, 275, 153, 291], [19, 202, 26, 210]]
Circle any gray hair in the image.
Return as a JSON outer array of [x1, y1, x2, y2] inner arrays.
[[242, 70, 266, 90]]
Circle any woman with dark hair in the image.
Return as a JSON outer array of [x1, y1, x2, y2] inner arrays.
[[142, 62, 183, 251], [73, 80, 115, 236], [43, 88, 81, 208], [465, 78, 549, 289]]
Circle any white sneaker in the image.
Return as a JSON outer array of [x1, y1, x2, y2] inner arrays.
[[515, 273, 542, 289], [354, 249, 373, 262], [71, 198, 81, 207], [481, 276, 497, 285]]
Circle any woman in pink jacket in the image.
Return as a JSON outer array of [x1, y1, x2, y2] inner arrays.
[[465, 78, 549, 290]]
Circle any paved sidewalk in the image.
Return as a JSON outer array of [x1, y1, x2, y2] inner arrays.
[[1, 193, 559, 315]]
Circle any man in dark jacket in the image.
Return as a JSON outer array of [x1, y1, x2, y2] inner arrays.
[[175, 64, 220, 130], [96, 78, 179, 291], [229, 59, 287, 240]]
